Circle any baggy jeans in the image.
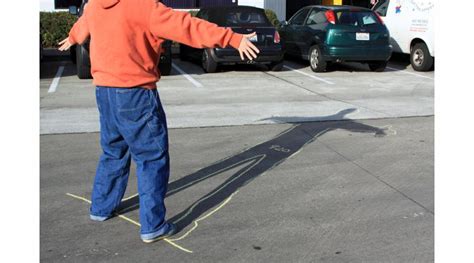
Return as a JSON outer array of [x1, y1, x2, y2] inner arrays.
[[91, 86, 171, 239]]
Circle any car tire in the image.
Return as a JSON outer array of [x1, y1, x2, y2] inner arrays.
[[202, 49, 218, 73], [308, 45, 326, 72], [70, 46, 77, 64], [179, 44, 188, 62], [325, 62, 336, 72], [368, 61, 388, 72], [76, 45, 92, 79], [411, 42, 433, 72], [269, 60, 284, 71], [159, 48, 172, 76], [159, 60, 172, 76]]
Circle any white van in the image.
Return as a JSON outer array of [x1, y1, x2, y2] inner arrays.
[[372, 0, 434, 71]]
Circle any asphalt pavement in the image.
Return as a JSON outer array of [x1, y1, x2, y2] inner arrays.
[[40, 50, 434, 262]]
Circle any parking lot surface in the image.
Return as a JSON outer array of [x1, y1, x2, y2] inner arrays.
[[40, 53, 433, 134], [40, 52, 434, 262]]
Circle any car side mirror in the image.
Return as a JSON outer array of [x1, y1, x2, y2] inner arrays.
[[281, 21, 289, 26], [69, 6, 78, 15]]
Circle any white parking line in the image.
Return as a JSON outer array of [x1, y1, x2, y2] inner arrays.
[[171, 63, 204, 88], [386, 66, 434, 80], [48, 65, 65, 93], [283, 65, 334, 85]]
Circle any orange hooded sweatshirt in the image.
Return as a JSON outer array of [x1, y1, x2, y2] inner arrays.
[[68, 0, 243, 89]]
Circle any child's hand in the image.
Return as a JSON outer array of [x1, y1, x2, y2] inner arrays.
[[238, 32, 260, 61], [58, 37, 73, 51]]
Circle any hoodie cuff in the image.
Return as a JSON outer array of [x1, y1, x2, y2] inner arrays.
[[228, 33, 243, 49]]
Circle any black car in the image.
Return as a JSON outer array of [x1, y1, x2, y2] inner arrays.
[[179, 6, 284, 73], [68, 0, 172, 79], [279, 5, 392, 72]]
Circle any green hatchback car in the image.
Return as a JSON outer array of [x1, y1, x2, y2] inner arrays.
[[279, 5, 392, 72]]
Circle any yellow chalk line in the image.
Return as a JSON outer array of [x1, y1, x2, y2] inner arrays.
[[173, 155, 265, 224], [168, 190, 239, 242], [148, 126, 302, 242], [66, 192, 92, 203], [65, 193, 193, 254], [165, 125, 300, 194], [167, 127, 330, 241], [64, 125, 324, 253], [381, 125, 397, 136], [167, 155, 269, 196]]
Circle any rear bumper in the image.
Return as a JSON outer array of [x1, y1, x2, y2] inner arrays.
[[210, 46, 284, 64], [322, 44, 392, 62]]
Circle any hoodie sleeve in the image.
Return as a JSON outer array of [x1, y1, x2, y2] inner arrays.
[[149, 2, 243, 49], [68, 5, 90, 45]]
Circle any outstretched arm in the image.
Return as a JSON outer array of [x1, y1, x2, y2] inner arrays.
[[58, 5, 90, 51], [149, 2, 259, 60]]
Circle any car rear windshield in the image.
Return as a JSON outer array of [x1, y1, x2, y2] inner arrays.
[[335, 11, 381, 26], [211, 9, 272, 27]]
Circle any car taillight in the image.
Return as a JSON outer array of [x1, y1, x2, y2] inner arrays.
[[325, 10, 336, 24], [274, 31, 281, 44], [374, 12, 385, 25]]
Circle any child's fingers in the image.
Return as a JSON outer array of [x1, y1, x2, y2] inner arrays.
[[239, 50, 244, 61]]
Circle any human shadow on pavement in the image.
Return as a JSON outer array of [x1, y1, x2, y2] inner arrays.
[[118, 109, 389, 231]]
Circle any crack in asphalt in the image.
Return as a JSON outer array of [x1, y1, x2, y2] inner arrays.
[[313, 137, 434, 215]]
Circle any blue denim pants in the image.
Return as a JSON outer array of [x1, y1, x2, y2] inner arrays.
[[91, 86, 171, 239]]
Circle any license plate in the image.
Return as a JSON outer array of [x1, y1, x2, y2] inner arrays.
[[356, 32, 370, 41], [249, 34, 258, 42]]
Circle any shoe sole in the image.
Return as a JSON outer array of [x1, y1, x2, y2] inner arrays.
[[142, 234, 170, 244], [142, 236, 169, 244], [142, 226, 177, 244]]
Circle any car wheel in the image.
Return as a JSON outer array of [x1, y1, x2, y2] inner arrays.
[[269, 60, 284, 71], [159, 60, 172, 76], [179, 44, 188, 62], [308, 45, 326, 72], [411, 42, 433, 72], [368, 61, 388, 72], [325, 62, 336, 72], [76, 45, 92, 79], [70, 46, 77, 64], [202, 49, 218, 73], [159, 48, 172, 76]]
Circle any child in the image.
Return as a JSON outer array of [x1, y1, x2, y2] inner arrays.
[[58, 0, 259, 243]]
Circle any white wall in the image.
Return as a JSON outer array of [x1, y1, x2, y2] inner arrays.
[[40, 0, 55, 11], [239, 0, 286, 21], [239, 0, 264, 8]]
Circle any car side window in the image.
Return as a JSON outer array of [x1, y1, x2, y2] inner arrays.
[[373, 0, 390, 17], [306, 9, 326, 25], [289, 8, 310, 26]]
